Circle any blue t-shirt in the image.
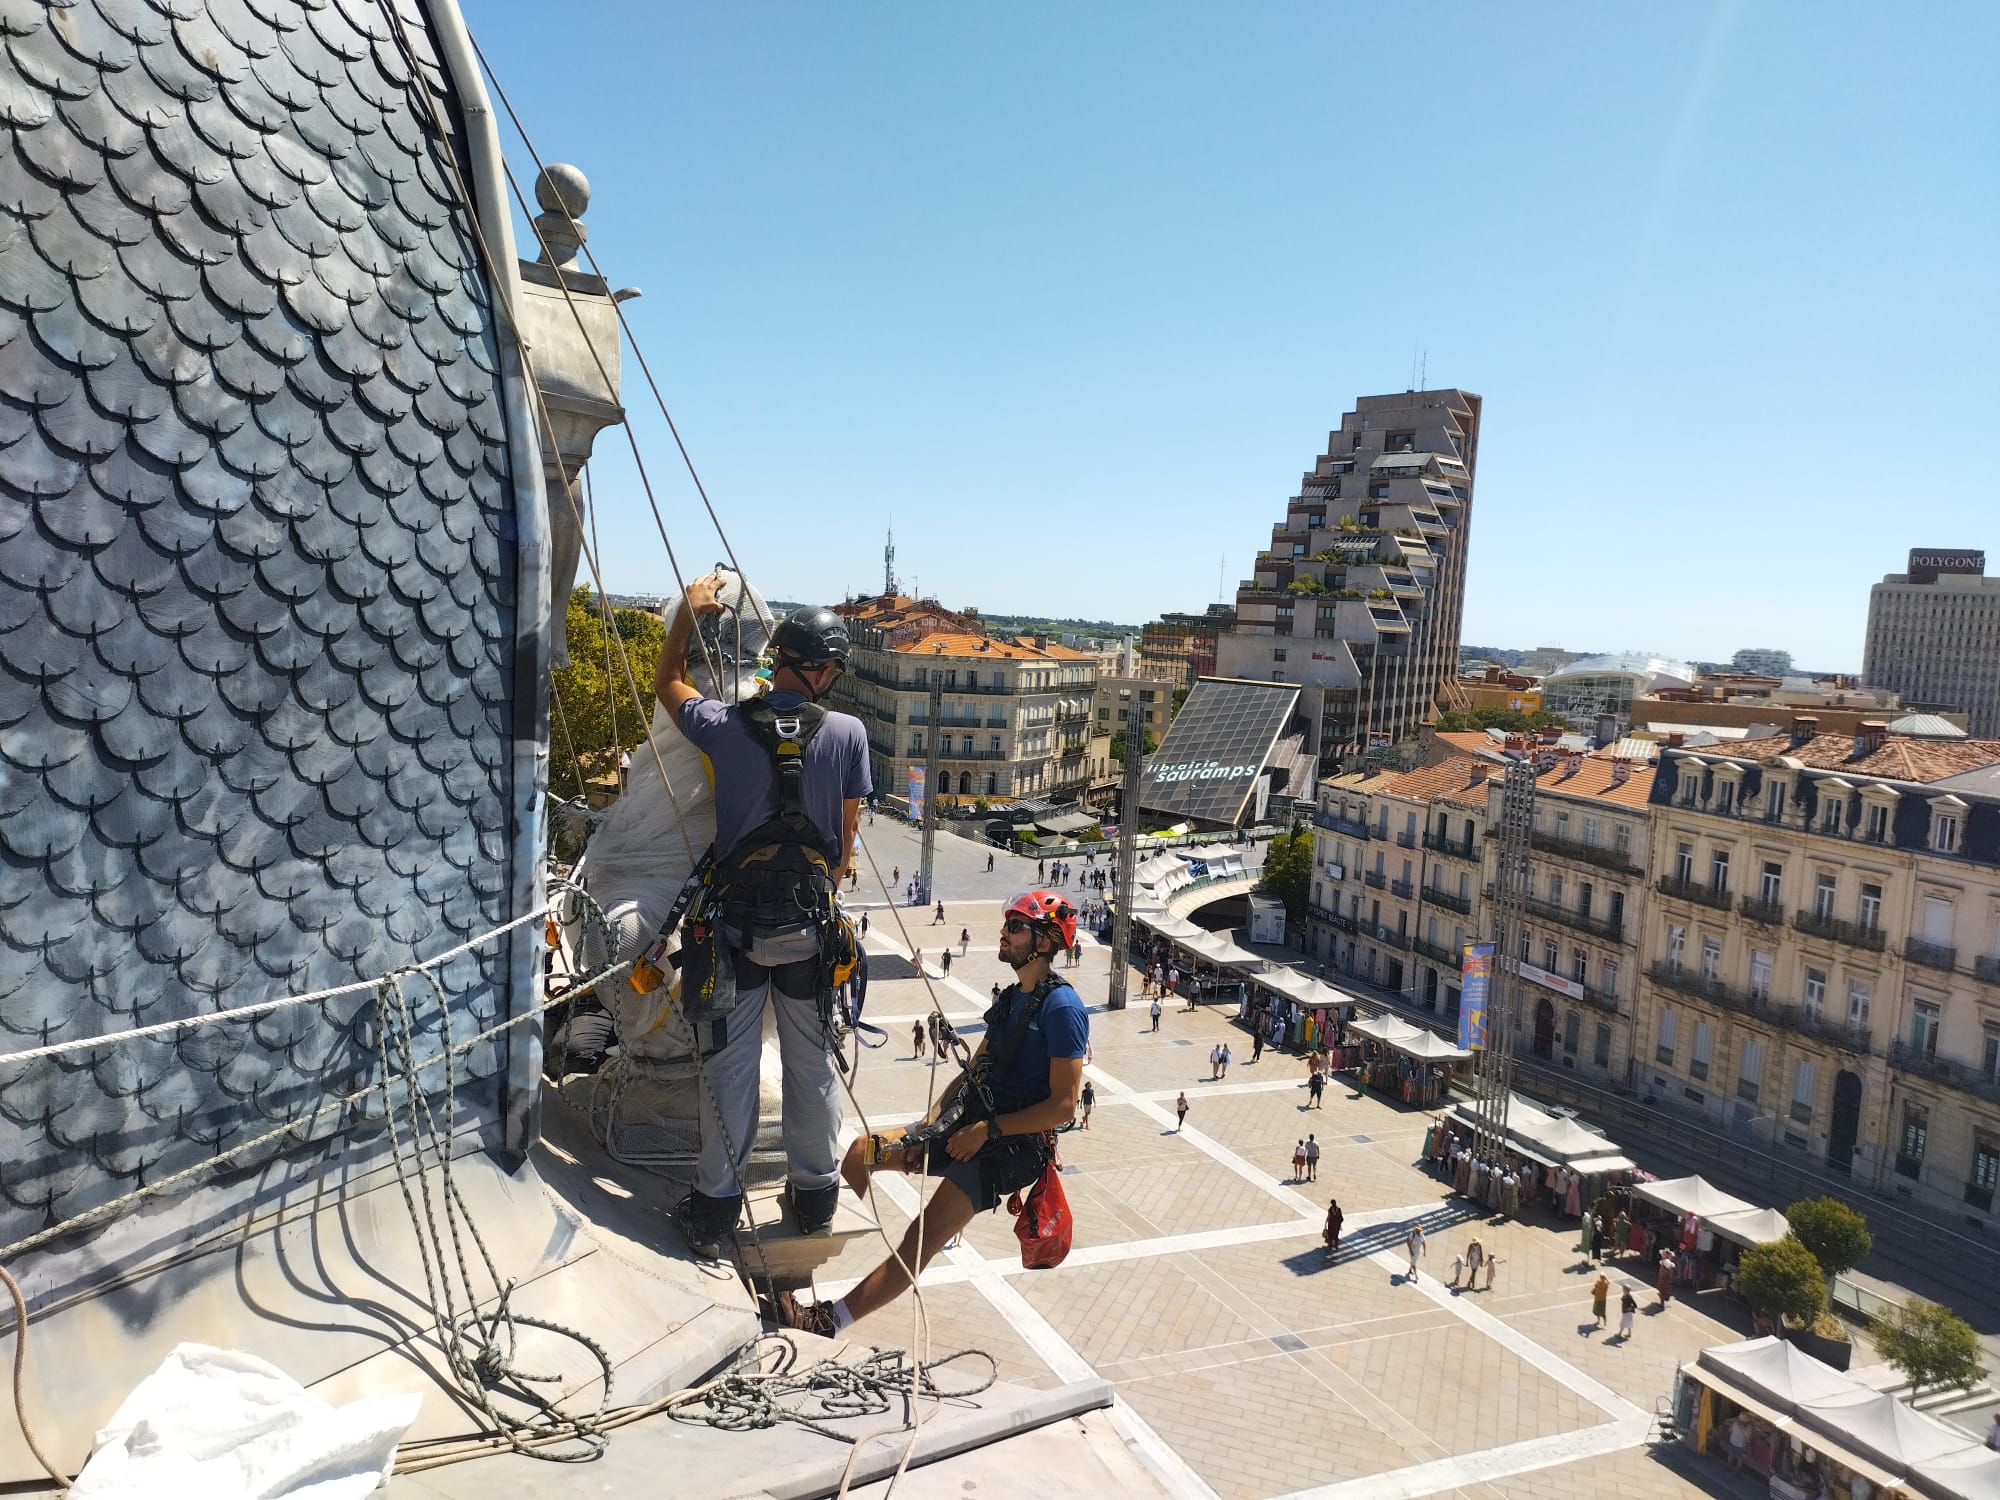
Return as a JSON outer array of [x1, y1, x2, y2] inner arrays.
[[981, 981, 1089, 1114], [676, 690, 871, 861]]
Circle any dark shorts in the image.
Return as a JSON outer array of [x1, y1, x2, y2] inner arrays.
[[918, 1132, 1052, 1214]]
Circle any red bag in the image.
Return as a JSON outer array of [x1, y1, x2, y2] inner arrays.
[[1007, 1155, 1073, 1270]]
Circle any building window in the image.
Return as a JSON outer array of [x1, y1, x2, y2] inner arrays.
[[1803, 967, 1826, 1019], [1897, 1103, 1929, 1179], [1578, 883, 1594, 919], [1973, 1137, 2000, 1212], [1666, 924, 1686, 972], [1738, 1039, 1764, 1103], [1759, 861, 1782, 904], [1821, 793, 1845, 834], [1548, 873, 1565, 906], [1847, 979, 1871, 1031], [1749, 950, 1772, 1002], [1675, 843, 1694, 883], [1555, 810, 1571, 842], [1690, 1020, 1713, 1081], [1813, 874, 1836, 920], [1911, 1002, 1942, 1059], [1368, 480, 1390, 499], [1791, 1060, 1816, 1124], [1594, 1023, 1612, 1068], [1656, 1009, 1677, 1066], [1859, 882, 1883, 932], [1709, 850, 1730, 896], [1563, 1009, 1581, 1055], [1601, 957, 1619, 997], [1700, 937, 1721, 980], [1543, 938, 1559, 971], [1614, 823, 1631, 856], [1272, 649, 1287, 662], [1864, 802, 1889, 842], [1570, 948, 1587, 983], [1582, 815, 1600, 848], [1932, 807, 1963, 854], [1717, 781, 1735, 815]]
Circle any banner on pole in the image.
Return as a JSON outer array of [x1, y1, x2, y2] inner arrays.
[[908, 767, 925, 824], [1459, 943, 1495, 1052]]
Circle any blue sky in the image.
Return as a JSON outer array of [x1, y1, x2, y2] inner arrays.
[[471, 1, 1996, 671]]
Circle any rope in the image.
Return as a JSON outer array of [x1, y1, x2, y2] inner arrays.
[[0, 911, 548, 1071], [0, 1265, 66, 1491], [660, 1334, 995, 1445], [373, 968, 613, 1461]]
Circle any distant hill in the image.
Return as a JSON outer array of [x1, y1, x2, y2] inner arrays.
[[978, 614, 1142, 640], [1459, 643, 1524, 667]]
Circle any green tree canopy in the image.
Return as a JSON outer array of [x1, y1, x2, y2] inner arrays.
[[1873, 1298, 1983, 1396], [1435, 706, 1567, 734], [550, 587, 666, 794], [1785, 1198, 1874, 1283], [1258, 826, 1315, 921], [1108, 728, 1158, 764], [1733, 1236, 1827, 1326]]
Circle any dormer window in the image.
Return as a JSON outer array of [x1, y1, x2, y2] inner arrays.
[[1931, 796, 1968, 855], [1816, 778, 1851, 835], [1764, 777, 1788, 823], [1865, 804, 1889, 842], [1717, 779, 1736, 815]]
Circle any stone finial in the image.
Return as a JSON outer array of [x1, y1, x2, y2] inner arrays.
[[532, 163, 590, 268]]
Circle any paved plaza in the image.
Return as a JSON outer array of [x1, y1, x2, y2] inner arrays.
[[793, 826, 1774, 1499]]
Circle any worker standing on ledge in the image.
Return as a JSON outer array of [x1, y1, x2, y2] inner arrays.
[[654, 574, 871, 1258]]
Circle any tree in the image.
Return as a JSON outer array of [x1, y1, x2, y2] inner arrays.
[[1873, 1298, 1983, 1396], [1785, 1198, 1874, 1284], [549, 587, 667, 792], [1258, 826, 1314, 922], [1109, 728, 1158, 763], [1435, 706, 1567, 734], [1170, 685, 1190, 718], [1733, 1236, 1827, 1327]]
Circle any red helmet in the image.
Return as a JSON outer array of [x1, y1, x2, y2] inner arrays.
[[1005, 889, 1077, 949]]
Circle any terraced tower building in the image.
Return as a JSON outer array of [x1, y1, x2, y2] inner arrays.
[[1215, 389, 1484, 771]]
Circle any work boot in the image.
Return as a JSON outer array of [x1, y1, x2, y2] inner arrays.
[[672, 1190, 742, 1261], [770, 1288, 839, 1338], [784, 1180, 839, 1237]]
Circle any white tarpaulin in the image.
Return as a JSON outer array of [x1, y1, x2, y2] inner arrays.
[[69, 1343, 420, 1500], [1916, 1446, 2000, 1500], [1632, 1175, 1755, 1221], [1697, 1336, 1854, 1411]]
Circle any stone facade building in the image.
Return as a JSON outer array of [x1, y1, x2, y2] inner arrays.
[[1138, 607, 1232, 686], [830, 595, 1102, 810], [1214, 389, 1483, 771], [1633, 723, 2000, 1222], [1864, 552, 2000, 737]]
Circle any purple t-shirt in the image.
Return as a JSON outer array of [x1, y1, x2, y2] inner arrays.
[[676, 691, 871, 861]]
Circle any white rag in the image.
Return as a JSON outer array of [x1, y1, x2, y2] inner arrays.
[[70, 1343, 422, 1500]]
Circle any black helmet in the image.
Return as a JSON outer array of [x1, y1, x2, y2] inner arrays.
[[771, 605, 850, 668]]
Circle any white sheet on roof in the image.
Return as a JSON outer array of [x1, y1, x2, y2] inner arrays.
[[1706, 1206, 1792, 1247], [1632, 1174, 1754, 1220]]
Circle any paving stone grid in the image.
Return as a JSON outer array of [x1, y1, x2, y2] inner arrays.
[[817, 828, 1768, 1499]]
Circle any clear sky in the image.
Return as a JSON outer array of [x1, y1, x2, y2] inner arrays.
[[470, 1, 1996, 672]]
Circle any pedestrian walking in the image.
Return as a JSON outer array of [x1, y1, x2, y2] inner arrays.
[[1307, 1068, 1326, 1108], [1483, 1254, 1500, 1291], [933, 900, 945, 926], [1149, 996, 1161, 1033], [1465, 1238, 1485, 1287], [617, 747, 631, 792], [913, 947, 922, 972], [1617, 1287, 1637, 1339], [892, 865, 900, 888], [1079, 1079, 1095, 1130], [1218, 1042, 1230, 1079], [1175, 1091, 1189, 1132], [1656, 1248, 1676, 1306], [1591, 1273, 1610, 1328], [1037, 859, 1045, 880], [986, 852, 994, 872], [1579, 1212, 1595, 1263], [1291, 1140, 1306, 1181], [1071, 940, 1082, 967], [1405, 1223, 1427, 1279], [1251, 1028, 1264, 1063], [911, 1019, 924, 1059], [959, 927, 970, 955], [1208, 1043, 1221, 1081], [1322, 1197, 1344, 1257], [941, 950, 952, 975], [860, 912, 869, 936], [1304, 1133, 1320, 1182]]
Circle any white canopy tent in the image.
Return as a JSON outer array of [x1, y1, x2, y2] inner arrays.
[[1915, 1446, 2000, 1500], [1706, 1206, 1792, 1249], [1632, 1175, 1755, 1221]]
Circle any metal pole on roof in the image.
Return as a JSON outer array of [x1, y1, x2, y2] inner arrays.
[[1107, 725, 1144, 1010], [919, 675, 942, 905]]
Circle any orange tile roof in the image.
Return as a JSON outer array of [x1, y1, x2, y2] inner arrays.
[[1326, 751, 1657, 808], [1527, 754, 1657, 807], [1687, 732, 2000, 783], [1434, 730, 1505, 757], [894, 631, 1065, 661]]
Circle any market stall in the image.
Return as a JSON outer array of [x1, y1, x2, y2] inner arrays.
[[1248, 969, 1352, 1053], [1678, 1336, 1989, 1499], [1347, 1015, 1466, 1107], [1428, 1095, 1634, 1216], [1618, 1175, 1767, 1294]]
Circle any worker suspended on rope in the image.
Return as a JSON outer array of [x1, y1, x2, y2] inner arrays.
[[654, 574, 871, 1258], [773, 890, 1087, 1336]]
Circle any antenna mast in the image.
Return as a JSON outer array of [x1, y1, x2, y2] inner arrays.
[[884, 528, 898, 598]]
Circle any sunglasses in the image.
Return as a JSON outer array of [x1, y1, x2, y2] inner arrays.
[[1002, 918, 1034, 935]]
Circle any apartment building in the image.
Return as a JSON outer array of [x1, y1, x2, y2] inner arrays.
[[1634, 720, 2000, 1222], [1094, 674, 1170, 743], [1491, 751, 1658, 1087], [1864, 549, 2000, 737], [1214, 389, 1483, 770], [1137, 607, 1232, 686], [830, 595, 1101, 809]]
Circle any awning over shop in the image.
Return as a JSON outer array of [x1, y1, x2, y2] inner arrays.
[[1632, 1175, 1755, 1221], [1706, 1206, 1792, 1248], [1182, 931, 1264, 968], [1033, 810, 1099, 836], [1800, 1387, 1980, 1478], [1697, 1336, 1855, 1412], [1348, 1013, 1470, 1063], [1567, 1153, 1635, 1176], [1510, 1115, 1611, 1162]]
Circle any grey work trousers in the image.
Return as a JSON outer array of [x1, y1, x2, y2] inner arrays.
[[692, 951, 844, 1200]]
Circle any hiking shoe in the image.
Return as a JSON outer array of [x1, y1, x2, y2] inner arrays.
[[784, 1180, 839, 1237], [672, 1190, 742, 1261], [771, 1288, 838, 1338]]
